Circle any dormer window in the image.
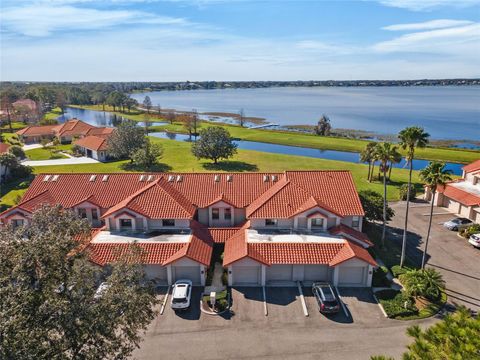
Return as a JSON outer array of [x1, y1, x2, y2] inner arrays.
[[265, 219, 277, 226], [162, 219, 175, 227], [78, 208, 87, 219], [352, 216, 360, 228], [311, 218, 324, 228], [120, 218, 132, 230], [212, 208, 220, 220], [224, 208, 232, 220], [11, 219, 24, 228]]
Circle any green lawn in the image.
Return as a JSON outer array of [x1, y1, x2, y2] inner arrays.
[[43, 107, 64, 121], [71, 105, 480, 164], [26, 136, 422, 200], [25, 144, 71, 160], [0, 177, 33, 212]]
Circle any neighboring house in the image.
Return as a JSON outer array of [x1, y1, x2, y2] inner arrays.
[[0, 143, 11, 183], [16, 119, 108, 144], [424, 159, 480, 223], [74, 133, 112, 162], [0, 171, 377, 287]]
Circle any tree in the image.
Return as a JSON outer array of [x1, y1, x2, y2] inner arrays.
[[359, 190, 395, 223], [419, 162, 452, 269], [360, 142, 377, 182], [131, 140, 163, 170], [55, 91, 67, 114], [106, 91, 125, 112], [399, 268, 445, 301], [314, 115, 331, 136], [398, 126, 430, 268], [125, 98, 137, 113], [0, 152, 18, 179], [0, 205, 158, 359], [0, 88, 19, 131], [142, 96, 152, 113], [191, 109, 199, 136], [191, 126, 237, 164], [375, 142, 401, 247], [238, 108, 245, 127], [107, 120, 146, 162], [92, 92, 107, 111], [8, 145, 25, 159], [180, 113, 195, 138], [167, 111, 176, 124]]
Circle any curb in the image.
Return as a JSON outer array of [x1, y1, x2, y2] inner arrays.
[[262, 286, 268, 316], [297, 282, 309, 317], [199, 292, 231, 316], [372, 292, 389, 318], [159, 286, 171, 315], [335, 287, 350, 318]]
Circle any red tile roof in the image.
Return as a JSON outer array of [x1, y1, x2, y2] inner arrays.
[[329, 224, 373, 247], [438, 183, 480, 206], [16, 124, 59, 136], [463, 160, 480, 174], [0, 143, 10, 154], [55, 119, 95, 137], [330, 241, 377, 266], [223, 224, 269, 266], [208, 227, 242, 243], [84, 127, 114, 136], [74, 134, 111, 151]]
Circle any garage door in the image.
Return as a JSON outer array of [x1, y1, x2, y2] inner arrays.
[[338, 267, 365, 286], [304, 265, 329, 281], [445, 198, 458, 213], [144, 265, 168, 282], [266, 265, 293, 281], [173, 266, 200, 285], [232, 266, 260, 285]]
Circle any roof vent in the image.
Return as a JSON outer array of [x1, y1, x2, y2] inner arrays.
[[214, 175, 220, 182], [139, 175, 146, 181], [272, 175, 278, 182], [176, 175, 183, 182], [168, 175, 175, 182], [102, 175, 109, 182], [51, 175, 59, 182], [147, 175, 154, 182], [89, 175, 97, 182], [43, 175, 51, 182], [227, 175, 233, 182], [263, 175, 269, 182]]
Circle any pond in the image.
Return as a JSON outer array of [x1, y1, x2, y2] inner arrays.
[[150, 131, 464, 176]]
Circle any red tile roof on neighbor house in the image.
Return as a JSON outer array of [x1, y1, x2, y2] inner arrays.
[[463, 159, 480, 174], [74, 134, 111, 151], [329, 224, 373, 247], [55, 119, 95, 137], [0, 143, 10, 154], [84, 127, 114, 136], [438, 183, 480, 206], [16, 124, 59, 136]]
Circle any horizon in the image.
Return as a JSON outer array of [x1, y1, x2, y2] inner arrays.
[[1, 0, 480, 81]]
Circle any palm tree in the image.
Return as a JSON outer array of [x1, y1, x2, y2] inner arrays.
[[398, 126, 430, 268], [359, 142, 377, 181], [400, 268, 445, 300], [375, 142, 402, 246], [419, 162, 452, 269]]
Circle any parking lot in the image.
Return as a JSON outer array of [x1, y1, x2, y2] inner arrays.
[[133, 285, 435, 360], [389, 201, 480, 312]]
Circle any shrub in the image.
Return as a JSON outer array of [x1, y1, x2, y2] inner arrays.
[[372, 266, 391, 287], [8, 145, 25, 159], [71, 144, 84, 156], [49, 153, 64, 160], [459, 224, 480, 239], [375, 289, 417, 318], [222, 269, 228, 286], [399, 184, 417, 201], [391, 265, 414, 278], [400, 268, 445, 301]]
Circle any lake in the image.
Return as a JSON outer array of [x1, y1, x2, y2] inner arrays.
[[131, 86, 480, 140], [150, 131, 464, 175]]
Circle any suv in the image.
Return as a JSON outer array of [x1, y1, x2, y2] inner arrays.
[[469, 233, 480, 248], [312, 282, 340, 314], [443, 217, 473, 231], [171, 280, 192, 311]]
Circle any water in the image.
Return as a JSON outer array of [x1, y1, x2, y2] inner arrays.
[[150, 131, 464, 175], [58, 107, 166, 127], [131, 86, 480, 140]]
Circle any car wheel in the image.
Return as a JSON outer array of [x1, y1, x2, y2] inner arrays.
[[453, 227, 458, 231]]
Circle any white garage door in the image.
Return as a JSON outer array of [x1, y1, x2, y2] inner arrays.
[[338, 267, 365, 286], [266, 265, 293, 281], [144, 265, 168, 282], [304, 265, 329, 281], [475, 211, 480, 224], [445, 198, 458, 213], [232, 266, 260, 285], [173, 266, 200, 285]]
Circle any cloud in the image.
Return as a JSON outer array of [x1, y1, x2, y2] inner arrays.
[[373, 23, 480, 53], [383, 19, 474, 31], [0, 5, 188, 36], [376, 0, 480, 11]]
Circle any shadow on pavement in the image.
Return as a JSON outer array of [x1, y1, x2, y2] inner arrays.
[[173, 287, 202, 320], [266, 287, 298, 306]]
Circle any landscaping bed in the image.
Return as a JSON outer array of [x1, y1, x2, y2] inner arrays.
[[202, 289, 230, 313]]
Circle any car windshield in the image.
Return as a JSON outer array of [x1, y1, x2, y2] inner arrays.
[[319, 286, 333, 297], [172, 297, 187, 303], [451, 219, 461, 224], [324, 300, 338, 307]]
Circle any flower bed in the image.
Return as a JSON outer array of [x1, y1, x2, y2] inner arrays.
[[202, 290, 230, 313]]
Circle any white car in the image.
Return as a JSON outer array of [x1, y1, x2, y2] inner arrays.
[[94, 282, 111, 300], [468, 233, 480, 248], [171, 279, 192, 311], [443, 217, 473, 231]]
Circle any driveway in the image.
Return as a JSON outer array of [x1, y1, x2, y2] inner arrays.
[[389, 201, 480, 312], [22, 156, 99, 166], [133, 287, 436, 360]]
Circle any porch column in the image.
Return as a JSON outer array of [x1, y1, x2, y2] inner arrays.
[[167, 265, 172, 285], [200, 266, 206, 286], [261, 265, 266, 286], [366, 265, 373, 287], [332, 267, 339, 286], [228, 266, 233, 286]]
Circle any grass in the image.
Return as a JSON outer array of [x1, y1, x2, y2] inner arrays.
[[0, 177, 33, 212], [71, 105, 480, 164], [25, 144, 71, 160], [43, 107, 64, 121], [397, 292, 448, 320], [26, 136, 422, 201], [0, 121, 27, 131]]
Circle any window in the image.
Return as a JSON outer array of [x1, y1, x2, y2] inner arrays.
[[78, 208, 87, 219], [212, 208, 220, 220], [11, 219, 24, 228], [311, 218, 324, 227], [265, 219, 277, 226], [120, 219, 132, 229], [91, 209, 99, 221], [352, 216, 360, 228], [224, 208, 232, 220], [162, 219, 175, 227]]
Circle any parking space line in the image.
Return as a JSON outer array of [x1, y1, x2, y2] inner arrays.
[[262, 286, 268, 316], [160, 285, 171, 315], [297, 282, 309, 317], [334, 287, 350, 318]]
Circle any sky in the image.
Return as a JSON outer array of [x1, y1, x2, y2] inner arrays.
[[1, 0, 479, 81]]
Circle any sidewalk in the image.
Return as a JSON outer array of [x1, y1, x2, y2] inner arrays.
[[23, 156, 100, 166]]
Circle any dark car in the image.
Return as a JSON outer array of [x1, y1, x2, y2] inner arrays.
[[312, 282, 340, 314]]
